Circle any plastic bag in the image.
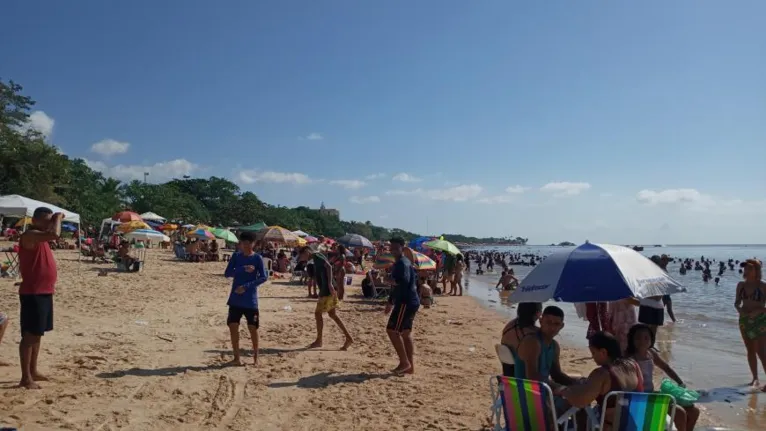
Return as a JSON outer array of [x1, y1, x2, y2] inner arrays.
[[659, 378, 700, 407]]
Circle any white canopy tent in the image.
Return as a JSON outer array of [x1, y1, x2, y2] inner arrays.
[[292, 230, 309, 237], [0, 194, 82, 264], [0, 194, 80, 224], [140, 212, 166, 222]]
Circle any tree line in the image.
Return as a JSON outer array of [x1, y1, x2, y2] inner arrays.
[[0, 79, 527, 244]]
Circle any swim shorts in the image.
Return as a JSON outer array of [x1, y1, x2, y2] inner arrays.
[[316, 295, 339, 313], [20, 294, 54, 336], [227, 306, 259, 328], [387, 303, 419, 332], [638, 305, 664, 327]]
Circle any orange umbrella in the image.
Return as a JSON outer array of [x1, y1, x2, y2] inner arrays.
[[113, 211, 142, 222]]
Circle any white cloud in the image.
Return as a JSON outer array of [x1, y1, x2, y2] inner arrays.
[[477, 195, 513, 204], [505, 185, 528, 194], [329, 179, 366, 190], [90, 139, 130, 157], [305, 132, 323, 140], [386, 184, 483, 202], [238, 170, 313, 185], [392, 172, 422, 183], [349, 195, 380, 204], [540, 181, 591, 196], [636, 188, 710, 205], [365, 173, 386, 180], [478, 194, 515, 204], [17, 111, 55, 138], [84, 158, 198, 182]]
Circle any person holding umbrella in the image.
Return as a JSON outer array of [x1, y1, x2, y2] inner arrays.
[[385, 237, 420, 375]]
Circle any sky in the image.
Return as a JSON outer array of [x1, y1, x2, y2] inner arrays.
[[3, 1, 765, 244]]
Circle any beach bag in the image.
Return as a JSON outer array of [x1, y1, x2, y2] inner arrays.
[[659, 378, 700, 407]]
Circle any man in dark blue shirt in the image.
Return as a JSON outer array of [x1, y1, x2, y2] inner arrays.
[[224, 231, 268, 365], [385, 237, 420, 375]]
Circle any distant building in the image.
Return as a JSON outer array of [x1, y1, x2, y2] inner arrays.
[[318, 201, 340, 218]]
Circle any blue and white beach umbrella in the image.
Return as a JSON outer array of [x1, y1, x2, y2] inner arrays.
[[509, 242, 686, 303], [124, 229, 169, 242]]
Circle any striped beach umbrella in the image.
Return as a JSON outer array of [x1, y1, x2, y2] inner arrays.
[[373, 251, 436, 271], [256, 226, 300, 244]]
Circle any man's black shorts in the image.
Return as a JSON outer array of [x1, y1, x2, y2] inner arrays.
[[387, 303, 419, 332], [20, 294, 54, 336], [227, 306, 259, 328], [638, 305, 664, 326]]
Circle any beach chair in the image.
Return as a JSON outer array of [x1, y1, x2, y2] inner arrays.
[[589, 392, 677, 431], [489, 376, 579, 431]]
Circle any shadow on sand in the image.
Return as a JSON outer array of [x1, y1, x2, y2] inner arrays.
[[267, 371, 392, 389], [96, 362, 230, 378], [204, 347, 310, 357]]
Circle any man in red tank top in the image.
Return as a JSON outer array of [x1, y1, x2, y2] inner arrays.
[[18, 207, 62, 389]]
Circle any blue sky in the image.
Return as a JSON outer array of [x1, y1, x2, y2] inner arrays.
[[4, 1, 765, 244]]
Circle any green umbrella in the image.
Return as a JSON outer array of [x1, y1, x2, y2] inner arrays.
[[212, 228, 239, 243], [238, 222, 267, 232], [424, 238, 461, 256]]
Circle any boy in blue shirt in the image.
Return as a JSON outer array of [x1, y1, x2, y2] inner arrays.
[[224, 231, 268, 365]]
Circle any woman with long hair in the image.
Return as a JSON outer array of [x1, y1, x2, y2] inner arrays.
[[499, 302, 542, 377], [559, 332, 644, 430], [735, 259, 766, 390]]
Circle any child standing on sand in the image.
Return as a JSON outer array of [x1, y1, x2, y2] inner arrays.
[[626, 324, 700, 431], [223, 231, 268, 366]]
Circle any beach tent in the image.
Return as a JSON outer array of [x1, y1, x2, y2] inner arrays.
[[139, 212, 166, 222], [0, 194, 80, 224]]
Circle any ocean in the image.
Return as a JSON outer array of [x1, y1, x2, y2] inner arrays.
[[462, 244, 766, 430]]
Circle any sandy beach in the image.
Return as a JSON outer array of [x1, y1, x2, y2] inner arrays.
[[0, 247, 726, 430]]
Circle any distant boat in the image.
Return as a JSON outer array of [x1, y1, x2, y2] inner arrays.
[[632, 245, 644, 252]]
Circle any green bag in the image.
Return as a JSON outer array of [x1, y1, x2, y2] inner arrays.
[[659, 378, 700, 407]]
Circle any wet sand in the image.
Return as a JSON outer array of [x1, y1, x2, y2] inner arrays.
[[0, 247, 730, 430]]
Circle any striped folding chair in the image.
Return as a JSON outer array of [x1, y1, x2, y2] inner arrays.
[[594, 391, 677, 431], [489, 376, 579, 431]]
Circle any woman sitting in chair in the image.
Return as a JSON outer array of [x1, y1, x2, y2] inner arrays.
[[275, 251, 290, 273], [558, 332, 645, 431], [117, 240, 137, 270], [208, 240, 220, 261], [499, 302, 542, 377]]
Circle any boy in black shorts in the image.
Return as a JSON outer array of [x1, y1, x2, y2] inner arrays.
[[385, 237, 421, 375], [223, 232, 268, 365]]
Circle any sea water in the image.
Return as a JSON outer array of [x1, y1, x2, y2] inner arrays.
[[464, 244, 766, 430]]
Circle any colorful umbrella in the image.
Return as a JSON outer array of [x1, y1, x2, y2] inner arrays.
[[160, 223, 179, 231], [256, 226, 300, 244], [181, 224, 195, 229], [116, 221, 151, 233], [305, 235, 319, 243], [292, 230, 309, 237], [186, 228, 215, 240], [423, 238, 461, 256], [211, 228, 239, 243], [112, 211, 142, 222], [296, 237, 307, 246], [374, 251, 436, 271]]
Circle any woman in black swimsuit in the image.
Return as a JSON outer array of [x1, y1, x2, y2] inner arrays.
[[500, 302, 542, 376]]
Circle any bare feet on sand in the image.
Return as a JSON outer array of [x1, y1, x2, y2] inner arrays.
[[32, 373, 50, 381], [391, 364, 413, 375], [340, 338, 353, 351], [19, 379, 41, 389], [309, 340, 322, 348], [749, 378, 760, 388], [226, 359, 243, 367]]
